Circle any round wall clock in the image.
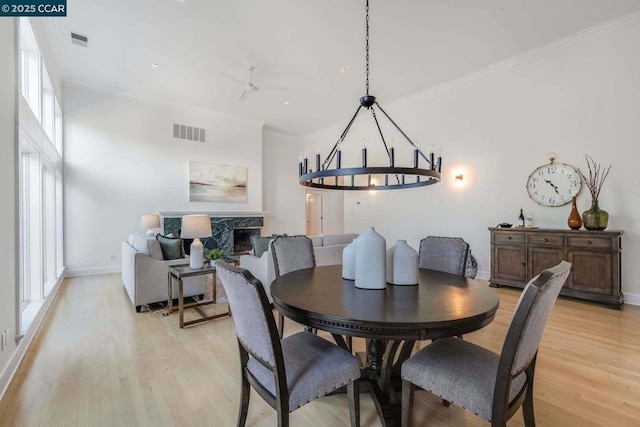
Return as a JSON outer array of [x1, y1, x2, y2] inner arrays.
[[526, 154, 582, 207]]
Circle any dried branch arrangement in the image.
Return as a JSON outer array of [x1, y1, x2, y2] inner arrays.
[[578, 154, 612, 200]]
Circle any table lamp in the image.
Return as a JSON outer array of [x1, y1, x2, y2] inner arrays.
[[181, 214, 212, 269], [141, 214, 161, 236]]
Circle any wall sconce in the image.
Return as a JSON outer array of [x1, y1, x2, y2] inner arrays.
[[455, 174, 463, 182]]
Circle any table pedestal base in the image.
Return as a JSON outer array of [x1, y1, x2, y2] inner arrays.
[[356, 339, 415, 427]]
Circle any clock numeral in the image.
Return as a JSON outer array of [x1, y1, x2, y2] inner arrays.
[[547, 166, 558, 173], [532, 177, 538, 183], [570, 180, 578, 187], [549, 197, 556, 204]]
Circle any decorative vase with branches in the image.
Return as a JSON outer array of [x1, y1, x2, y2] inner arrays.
[[578, 155, 611, 230]]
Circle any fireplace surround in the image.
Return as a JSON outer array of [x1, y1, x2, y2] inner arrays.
[[161, 213, 264, 255]]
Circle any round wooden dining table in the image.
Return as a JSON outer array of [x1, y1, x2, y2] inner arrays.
[[270, 265, 499, 427]]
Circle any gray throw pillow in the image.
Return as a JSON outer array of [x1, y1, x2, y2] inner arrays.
[[156, 234, 184, 260], [251, 236, 273, 258]]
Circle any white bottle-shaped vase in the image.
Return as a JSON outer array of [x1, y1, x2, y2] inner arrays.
[[386, 240, 418, 285], [355, 226, 386, 289], [342, 239, 357, 280]]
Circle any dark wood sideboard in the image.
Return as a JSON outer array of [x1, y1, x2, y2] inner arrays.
[[489, 227, 623, 308]]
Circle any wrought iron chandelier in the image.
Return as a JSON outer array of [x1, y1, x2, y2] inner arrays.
[[298, 0, 442, 190]]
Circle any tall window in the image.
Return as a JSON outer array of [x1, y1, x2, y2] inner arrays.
[[18, 18, 64, 332]]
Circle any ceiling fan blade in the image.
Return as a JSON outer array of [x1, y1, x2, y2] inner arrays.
[[239, 89, 249, 101]]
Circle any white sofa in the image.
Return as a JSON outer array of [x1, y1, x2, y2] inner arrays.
[[239, 234, 358, 302], [121, 234, 207, 312]]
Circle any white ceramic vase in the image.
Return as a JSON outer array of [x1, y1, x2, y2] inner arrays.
[[386, 240, 418, 285], [355, 226, 386, 289], [342, 239, 357, 280]]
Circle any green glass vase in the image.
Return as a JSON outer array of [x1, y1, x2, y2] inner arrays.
[[582, 199, 609, 230]]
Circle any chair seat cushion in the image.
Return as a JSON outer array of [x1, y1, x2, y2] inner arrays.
[[401, 337, 526, 421], [247, 332, 360, 411]]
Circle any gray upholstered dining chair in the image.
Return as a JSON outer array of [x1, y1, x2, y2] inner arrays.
[[216, 260, 361, 427], [418, 236, 470, 277], [400, 261, 571, 427], [270, 235, 316, 338]]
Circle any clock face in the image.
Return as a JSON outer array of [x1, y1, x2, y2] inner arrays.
[[526, 162, 582, 207]]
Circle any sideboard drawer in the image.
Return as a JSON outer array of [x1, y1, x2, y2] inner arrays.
[[493, 232, 526, 244], [528, 234, 564, 246], [567, 236, 611, 249]]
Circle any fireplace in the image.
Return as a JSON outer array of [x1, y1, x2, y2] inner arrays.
[[234, 227, 261, 254], [162, 214, 264, 255]]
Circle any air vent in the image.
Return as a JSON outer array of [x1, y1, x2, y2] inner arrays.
[[71, 32, 88, 47], [173, 123, 206, 142]]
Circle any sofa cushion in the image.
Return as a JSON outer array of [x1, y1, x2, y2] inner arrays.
[[251, 236, 272, 258], [309, 236, 323, 247], [156, 234, 184, 260], [128, 233, 164, 260], [322, 234, 359, 246]]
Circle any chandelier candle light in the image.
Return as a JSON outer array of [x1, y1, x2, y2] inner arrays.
[[298, 0, 442, 190]]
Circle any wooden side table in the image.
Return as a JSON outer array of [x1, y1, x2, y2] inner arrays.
[[166, 263, 230, 328]]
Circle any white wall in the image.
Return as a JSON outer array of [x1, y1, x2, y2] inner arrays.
[[262, 128, 346, 236], [280, 18, 640, 301], [0, 19, 18, 390], [262, 128, 307, 235], [63, 85, 264, 274]]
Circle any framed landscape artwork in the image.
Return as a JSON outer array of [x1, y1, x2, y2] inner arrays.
[[189, 161, 247, 203]]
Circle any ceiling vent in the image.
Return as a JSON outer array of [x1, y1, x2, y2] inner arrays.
[[70, 32, 88, 47], [173, 123, 206, 143]]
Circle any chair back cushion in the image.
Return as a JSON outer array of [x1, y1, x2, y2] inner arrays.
[[418, 236, 469, 276], [216, 261, 277, 367], [270, 235, 316, 277], [505, 261, 571, 376]]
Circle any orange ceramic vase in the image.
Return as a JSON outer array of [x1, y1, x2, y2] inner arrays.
[[567, 197, 582, 230]]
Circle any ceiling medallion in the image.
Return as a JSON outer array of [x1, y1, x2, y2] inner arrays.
[[298, 0, 442, 190]]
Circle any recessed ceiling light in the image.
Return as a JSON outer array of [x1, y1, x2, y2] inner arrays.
[[283, 101, 290, 105], [340, 66, 348, 72], [151, 63, 159, 68]]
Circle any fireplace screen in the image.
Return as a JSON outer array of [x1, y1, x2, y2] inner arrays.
[[234, 227, 261, 254]]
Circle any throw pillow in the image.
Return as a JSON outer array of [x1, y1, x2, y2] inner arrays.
[[148, 239, 164, 260], [156, 234, 184, 260], [251, 236, 273, 258]]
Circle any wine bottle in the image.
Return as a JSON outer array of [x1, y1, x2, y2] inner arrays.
[[519, 209, 525, 227]]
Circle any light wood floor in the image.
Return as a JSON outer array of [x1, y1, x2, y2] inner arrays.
[[1, 274, 640, 426]]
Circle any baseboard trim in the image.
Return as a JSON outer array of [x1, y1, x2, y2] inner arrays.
[[0, 267, 66, 401], [623, 292, 640, 306], [65, 265, 120, 277], [476, 271, 490, 281]]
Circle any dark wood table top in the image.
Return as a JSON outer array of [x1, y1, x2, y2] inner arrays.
[[271, 265, 499, 341], [168, 263, 216, 278]]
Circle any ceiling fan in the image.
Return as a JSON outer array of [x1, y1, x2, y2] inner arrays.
[[239, 66, 259, 101]]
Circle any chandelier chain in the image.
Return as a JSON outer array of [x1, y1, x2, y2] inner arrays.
[[365, 0, 370, 95]]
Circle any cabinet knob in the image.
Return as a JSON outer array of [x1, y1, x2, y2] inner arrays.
[[508, 236, 512, 240], [522, 262, 526, 266], [544, 238, 548, 242], [587, 240, 592, 245]]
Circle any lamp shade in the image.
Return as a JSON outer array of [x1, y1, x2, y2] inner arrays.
[[141, 214, 161, 229], [181, 215, 212, 239]]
